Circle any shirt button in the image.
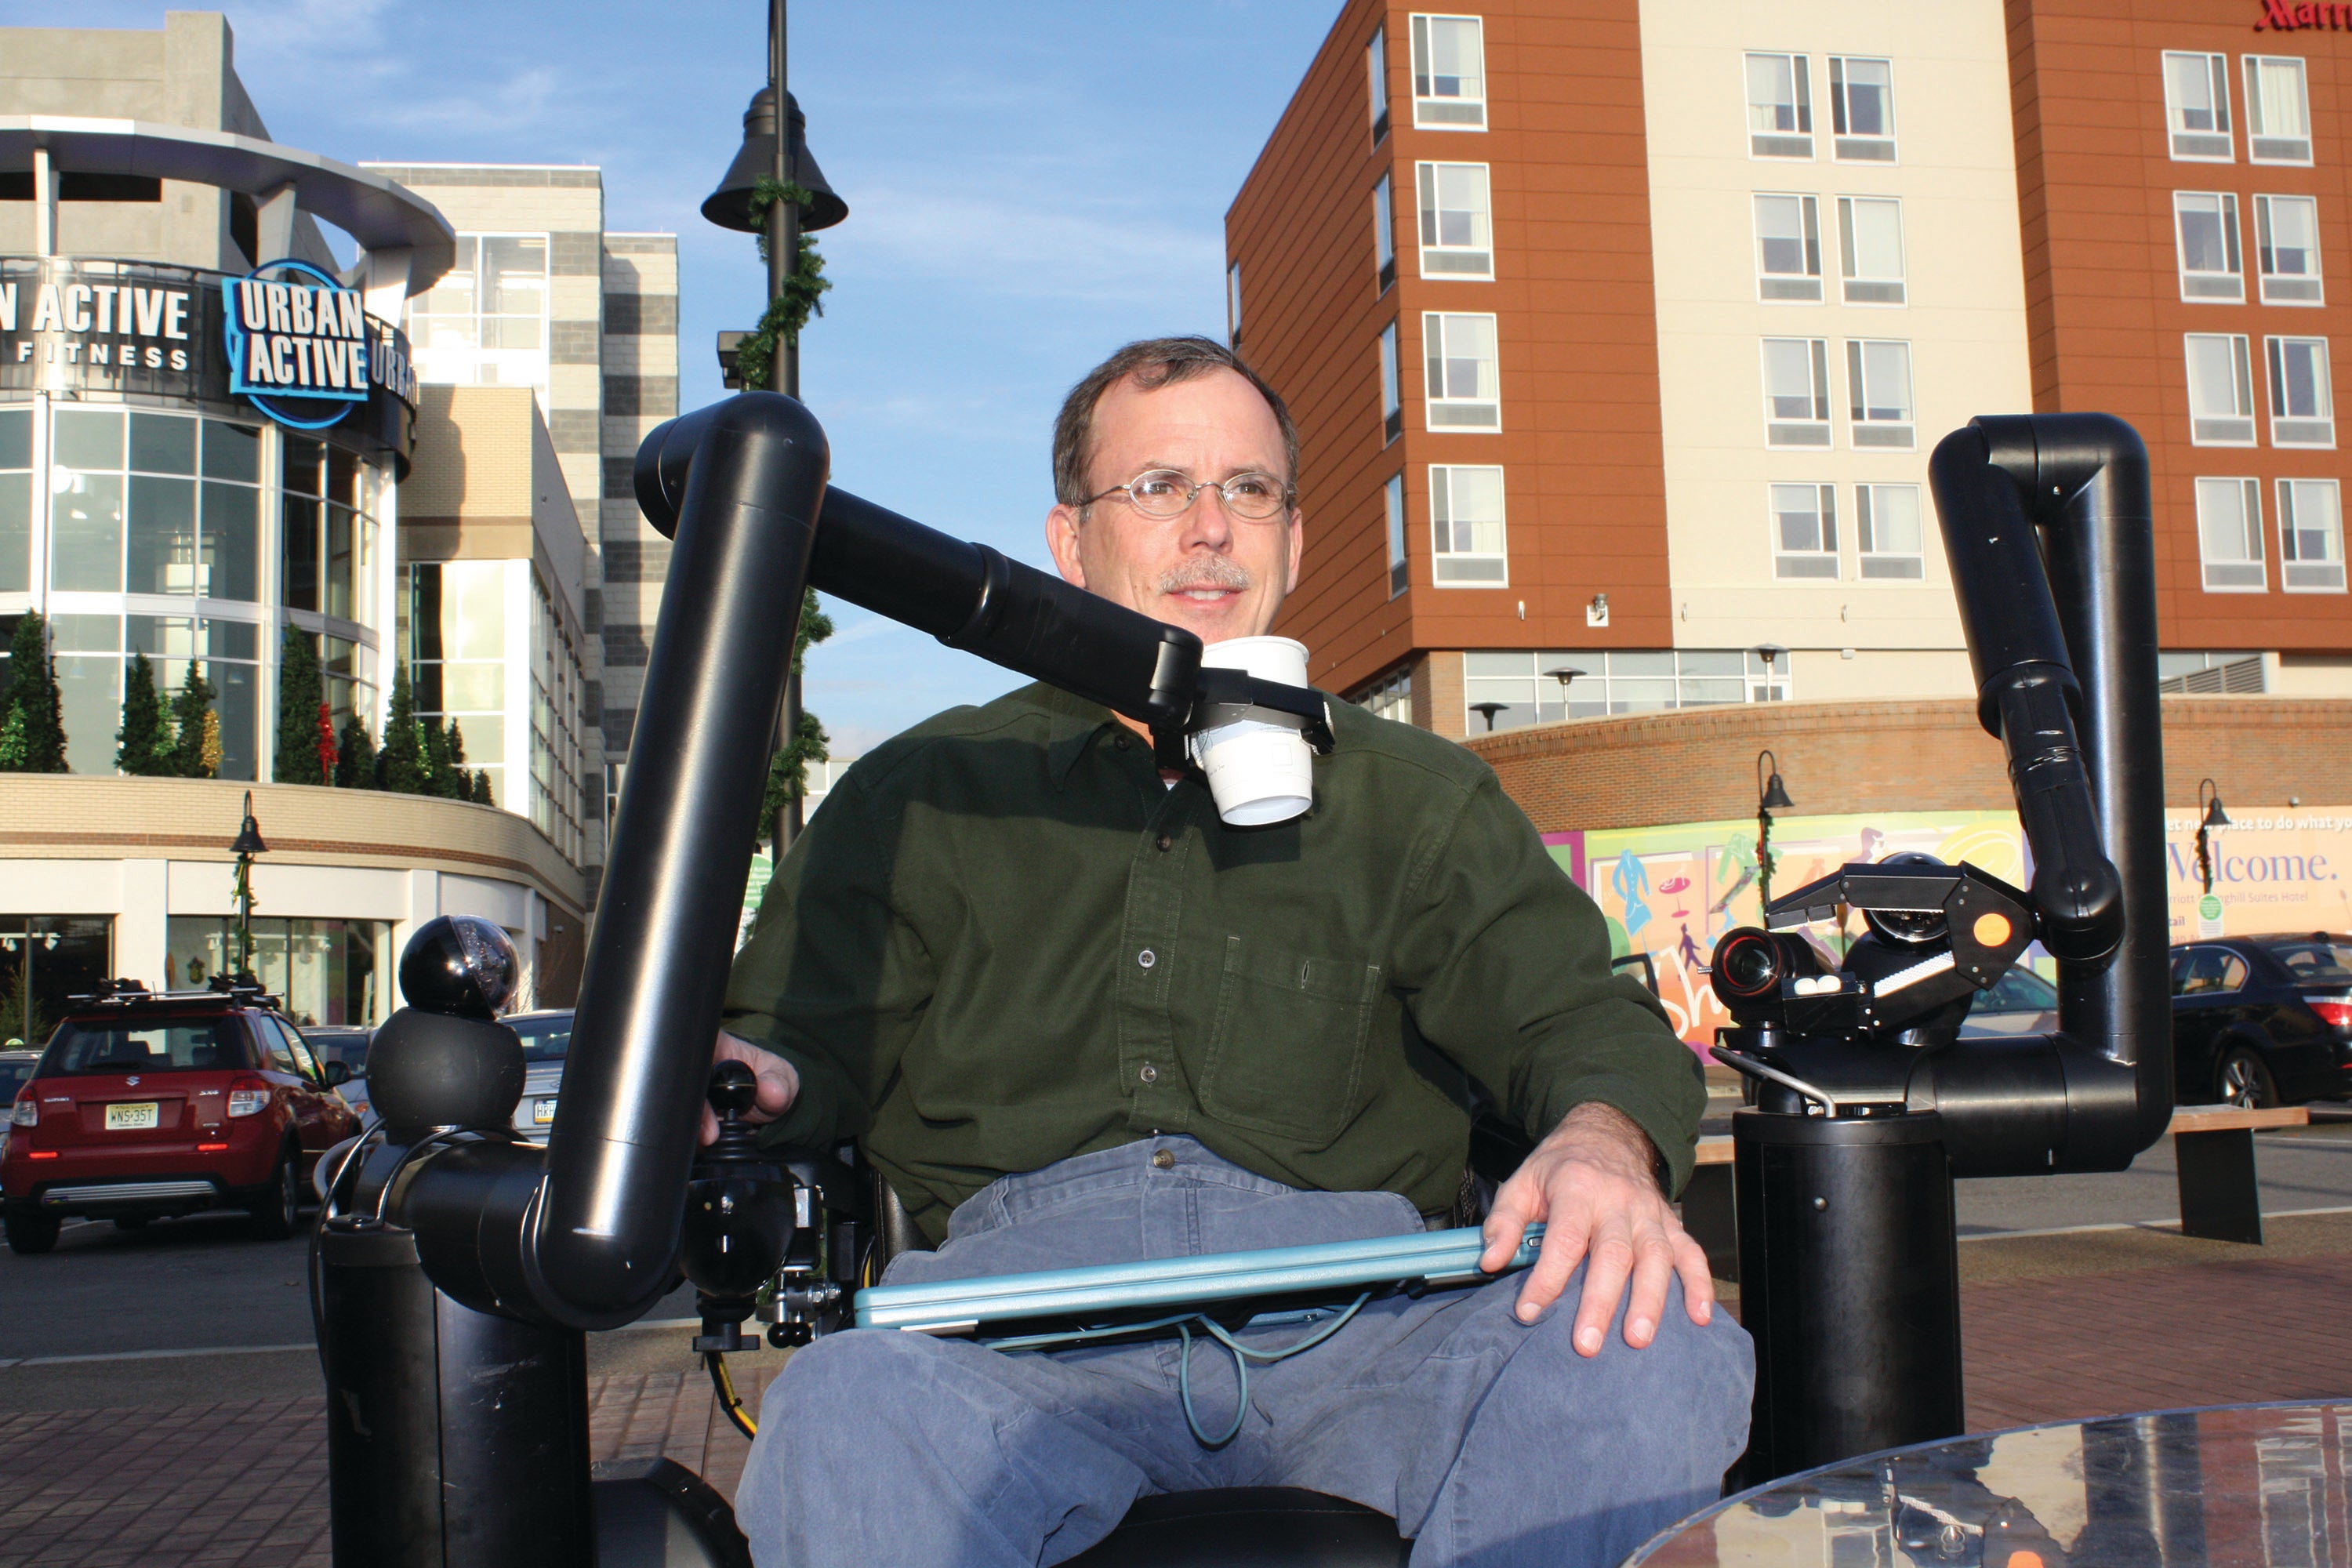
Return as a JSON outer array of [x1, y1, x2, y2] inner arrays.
[[1152, 1148, 1174, 1169], [1138, 949, 1156, 969], [1141, 1063, 1160, 1084], [1113, 733, 1132, 751], [1156, 833, 1174, 852]]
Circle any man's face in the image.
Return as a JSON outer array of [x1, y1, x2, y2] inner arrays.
[[1046, 367, 1304, 645]]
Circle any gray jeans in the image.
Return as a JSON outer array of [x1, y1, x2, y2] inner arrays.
[[735, 1137, 1752, 1568]]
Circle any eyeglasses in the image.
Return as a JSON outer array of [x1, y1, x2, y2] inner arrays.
[[1080, 468, 1294, 522]]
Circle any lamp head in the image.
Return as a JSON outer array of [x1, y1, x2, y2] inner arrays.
[[1760, 772, 1794, 811], [2202, 795, 2230, 829], [702, 87, 848, 234], [229, 790, 267, 858]]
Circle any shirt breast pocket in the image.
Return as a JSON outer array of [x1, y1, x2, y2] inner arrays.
[[1200, 935, 1381, 1146]]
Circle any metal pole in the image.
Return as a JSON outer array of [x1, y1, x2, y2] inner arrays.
[[769, 0, 808, 855]]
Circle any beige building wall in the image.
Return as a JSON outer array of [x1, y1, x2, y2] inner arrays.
[[1638, 0, 2030, 697]]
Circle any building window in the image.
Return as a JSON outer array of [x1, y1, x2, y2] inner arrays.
[[1226, 262, 1242, 346], [2195, 477, 2267, 590], [1746, 52, 1813, 159], [1762, 338, 1831, 446], [1754, 193, 1823, 302], [0, 406, 28, 594], [1417, 162, 1494, 278], [529, 568, 586, 860], [2256, 194, 2324, 304], [1353, 664, 1412, 724], [1838, 196, 1906, 305], [1769, 483, 1838, 579], [407, 560, 510, 808], [2184, 334, 2256, 445], [2244, 55, 2313, 165], [52, 409, 263, 607], [1373, 174, 1396, 293], [2278, 477, 2347, 591], [1384, 473, 1408, 597], [1428, 464, 1508, 585], [1367, 24, 1390, 144], [165, 916, 390, 1026], [281, 436, 379, 626], [2174, 192, 2245, 301], [1462, 648, 1791, 732], [1857, 484, 1926, 579], [1828, 56, 1896, 162], [2162, 51, 2234, 161], [2266, 336, 2335, 447], [407, 234, 551, 390], [2158, 651, 2266, 694], [1422, 313, 1501, 430], [1378, 321, 1403, 444], [0, 916, 111, 1050], [1846, 339, 1915, 448], [1410, 15, 1486, 129]]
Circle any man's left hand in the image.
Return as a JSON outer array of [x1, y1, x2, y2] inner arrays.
[[1477, 1102, 1714, 1356]]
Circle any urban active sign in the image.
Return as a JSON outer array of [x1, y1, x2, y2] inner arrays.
[[223, 259, 415, 431]]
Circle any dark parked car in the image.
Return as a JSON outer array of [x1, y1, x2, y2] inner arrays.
[[300, 1026, 376, 1127], [507, 1011, 575, 1143], [2169, 934, 2352, 1108], [2, 980, 358, 1253], [1960, 964, 2060, 1039]]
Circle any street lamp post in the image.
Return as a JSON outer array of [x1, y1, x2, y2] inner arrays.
[[229, 790, 267, 981], [1752, 643, 1788, 701], [1755, 750, 1792, 907], [1469, 701, 1509, 732], [2196, 777, 2230, 895], [1546, 666, 1588, 720]]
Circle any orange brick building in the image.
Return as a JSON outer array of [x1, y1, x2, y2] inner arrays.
[[1229, 0, 2352, 750]]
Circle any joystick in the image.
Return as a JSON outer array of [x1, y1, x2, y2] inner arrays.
[[680, 1062, 798, 1355]]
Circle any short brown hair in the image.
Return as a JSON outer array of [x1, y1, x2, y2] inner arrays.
[[1051, 336, 1299, 508]]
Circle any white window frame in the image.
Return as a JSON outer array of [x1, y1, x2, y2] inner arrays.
[[1827, 56, 1896, 162], [2183, 334, 2256, 446], [1746, 52, 1813, 160], [1769, 482, 1839, 579], [2173, 192, 2245, 303], [1367, 24, 1391, 144], [2162, 51, 2234, 162], [2266, 336, 2336, 448], [1761, 337, 1831, 447], [2278, 477, 2347, 591], [1417, 162, 1494, 279], [1378, 321, 1403, 445], [1428, 464, 1508, 586], [1846, 338, 1915, 449], [1383, 473, 1408, 598], [2244, 54, 2314, 165], [1373, 174, 1396, 293], [1837, 196, 1906, 305], [2256, 194, 2325, 305], [1422, 312, 1501, 431], [1410, 15, 1486, 130], [1226, 262, 1242, 346], [1753, 193, 1823, 303], [2195, 476, 2267, 591], [1857, 483, 1926, 579]]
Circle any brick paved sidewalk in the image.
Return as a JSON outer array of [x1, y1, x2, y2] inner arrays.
[[4, 1242, 2347, 1568]]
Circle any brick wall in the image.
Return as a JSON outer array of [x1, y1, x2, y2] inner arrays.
[[1465, 695, 2352, 833]]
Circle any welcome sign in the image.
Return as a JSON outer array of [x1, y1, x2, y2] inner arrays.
[[223, 258, 373, 430]]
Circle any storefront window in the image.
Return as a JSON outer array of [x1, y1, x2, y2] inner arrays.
[[0, 407, 29, 593], [47, 411, 263, 604], [164, 916, 391, 1027], [0, 917, 112, 1051], [408, 560, 507, 797], [282, 437, 375, 623], [45, 612, 263, 779]]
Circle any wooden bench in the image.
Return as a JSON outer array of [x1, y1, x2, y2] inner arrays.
[[1678, 1102, 2310, 1282]]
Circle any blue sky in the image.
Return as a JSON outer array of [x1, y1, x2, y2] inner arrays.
[[5, 0, 1345, 755]]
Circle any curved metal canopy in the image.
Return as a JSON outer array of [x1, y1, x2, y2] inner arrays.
[[0, 115, 456, 292]]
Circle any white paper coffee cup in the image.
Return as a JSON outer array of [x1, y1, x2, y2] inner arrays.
[[1192, 636, 1316, 827]]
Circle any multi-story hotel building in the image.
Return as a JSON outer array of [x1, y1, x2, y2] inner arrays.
[[1231, 0, 2352, 741]]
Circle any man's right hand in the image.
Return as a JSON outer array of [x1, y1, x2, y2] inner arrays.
[[701, 1031, 800, 1145]]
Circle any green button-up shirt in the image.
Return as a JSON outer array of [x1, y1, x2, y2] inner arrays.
[[722, 682, 1704, 1242]]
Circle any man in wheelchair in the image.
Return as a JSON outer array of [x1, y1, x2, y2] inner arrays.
[[708, 336, 1754, 1566]]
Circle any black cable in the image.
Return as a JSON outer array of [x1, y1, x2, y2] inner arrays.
[[707, 1351, 757, 1440]]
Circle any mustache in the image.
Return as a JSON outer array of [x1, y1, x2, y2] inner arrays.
[[1159, 557, 1253, 594]]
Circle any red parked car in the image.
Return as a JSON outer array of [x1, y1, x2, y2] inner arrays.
[[2, 979, 358, 1254]]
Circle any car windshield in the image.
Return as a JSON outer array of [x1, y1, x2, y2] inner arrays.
[[40, 1016, 258, 1076], [508, 1014, 573, 1063], [2263, 936, 2352, 985], [0, 1060, 34, 1102], [1972, 965, 2058, 1014]]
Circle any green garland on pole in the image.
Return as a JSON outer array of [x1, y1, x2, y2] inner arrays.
[[735, 178, 832, 391]]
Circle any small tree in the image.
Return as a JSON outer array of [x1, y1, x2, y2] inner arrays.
[[0, 612, 69, 773], [377, 663, 428, 795], [116, 651, 176, 775], [336, 713, 378, 789], [470, 769, 495, 806], [274, 626, 325, 785], [165, 660, 218, 779], [439, 719, 473, 800], [422, 711, 452, 797]]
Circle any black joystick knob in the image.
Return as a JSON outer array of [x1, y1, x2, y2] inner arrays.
[[708, 1059, 759, 1120]]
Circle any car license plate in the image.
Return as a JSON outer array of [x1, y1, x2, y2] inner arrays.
[[532, 1098, 557, 1125], [107, 1102, 159, 1131]]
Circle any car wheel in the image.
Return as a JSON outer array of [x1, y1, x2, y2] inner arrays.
[[2217, 1047, 2279, 1110], [5, 1206, 60, 1255], [113, 1215, 151, 1232], [248, 1149, 303, 1240]]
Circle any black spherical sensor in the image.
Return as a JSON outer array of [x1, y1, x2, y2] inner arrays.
[[399, 916, 520, 1020]]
